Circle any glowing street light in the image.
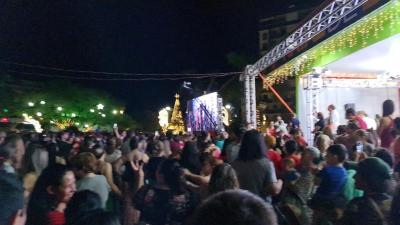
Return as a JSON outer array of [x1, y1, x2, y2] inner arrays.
[[119, 110, 124, 115], [40, 100, 46, 105], [101, 114, 106, 118], [28, 102, 35, 107], [225, 104, 232, 110], [165, 106, 171, 111], [112, 110, 118, 115], [90, 109, 95, 113], [36, 112, 43, 117], [57, 107, 63, 111], [97, 104, 104, 110], [84, 124, 89, 128], [71, 113, 77, 118]]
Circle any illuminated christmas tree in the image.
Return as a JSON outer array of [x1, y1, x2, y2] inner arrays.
[[167, 94, 185, 134]]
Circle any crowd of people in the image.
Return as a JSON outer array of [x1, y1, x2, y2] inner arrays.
[[2, 99, 400, 225]]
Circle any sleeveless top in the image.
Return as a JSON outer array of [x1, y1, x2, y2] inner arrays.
[[381, 119, 394, 148]]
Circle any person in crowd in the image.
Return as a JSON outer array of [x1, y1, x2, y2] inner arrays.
[[335, 122, 359, 152], [0, 139, 26, 225], [282, 140, 301, 169], [72, 152, 110, 208], [0, 130, 7, 145], [374, 148, 394, 176], [105, 137, 122, 164], [22, 143, 49, 198], [134, 158, 196, 225], [281, 158, 300, 184], [170, 138, 184, 160], [349, 129, 375, 162], [391, 117, 400, 167], [377, 100, 395, 148], [315, 132, 332, 159], [222, 127, 242, 163], [184, 153, 218, 198], [180, 140, 201, 175], [346, 108, 368, 130], [145, 140, 168, 184], [27, 164, 76, 225], [291, 113, 301, 130], [357, 111, 377, 130], [192, 189, 278, 225], [91, 146, 122, 198], [208, 163, 239, 196], [57, 131, 73, 162], [342, 158, 394, 225], [310, 144, 348, 224], [0, 134, 26, 173], [232, 130, 282, 203], [313, 112, 326, 133], [265, 135, 282, 173], [328, 104, 340, 134], [65, 190, 103, 225]]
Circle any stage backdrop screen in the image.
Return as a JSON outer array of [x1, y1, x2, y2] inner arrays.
[[187, 92, 221, 132]]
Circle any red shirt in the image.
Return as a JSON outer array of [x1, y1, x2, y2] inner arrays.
[[47, 211, 65, 225], [267, 150, 282, 171], [354, 116, 368, 130]]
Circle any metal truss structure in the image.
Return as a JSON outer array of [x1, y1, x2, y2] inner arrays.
[[249, 0, 369, 75]]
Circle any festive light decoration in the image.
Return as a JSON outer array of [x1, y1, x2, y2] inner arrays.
[[262, 0, 400, 85], [36, 112, 42, 117], [57, 107, 63, 111], [71, 113, 77, 118], [97, 104, 104, 110], [167, 94, 185, 134], [90, 109, 95, 113], [119, 110, 124, 115], [158, 108, 170, 133], [112, 110, 118, 115], [28, 102, 34, 107], [40, 100, 46, 105]]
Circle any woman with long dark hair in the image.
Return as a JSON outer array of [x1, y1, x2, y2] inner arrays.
[[27, 164, 76, 225], [232, 130, 282, 203], [378, 99, 395, 148], [134, 158, 196, 225]]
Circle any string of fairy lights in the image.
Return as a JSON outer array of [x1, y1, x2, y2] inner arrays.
[[261, 0, 400, 86]]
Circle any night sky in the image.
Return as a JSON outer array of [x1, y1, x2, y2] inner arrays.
[[0, 0, 320, 119]]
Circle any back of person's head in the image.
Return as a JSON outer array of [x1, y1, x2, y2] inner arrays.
[[327, 144, 347, 163], [71, 210, 120, 225], [91, 145, 106, 159], [317, 112, 324, 119], [357, 157, 391, 193], [347, 122, 360, 132], [208, 163, 239, 195], [238, 130, 267, 161], [346, 108, 356, 117], [65, 190, 102, 225], [129, 136, 138, 150], [0, 171, 24, 225], [337, 125, 347, 135], [383, 99, 395, 117], [265, 135, 276, 149], [284, 140, 298, 155], [374, 148, 394, 168], [72, 152, 97, 174], [158, 159, 186, 195], [193, 189, 278, 225], [316, 134, 331, 153]]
